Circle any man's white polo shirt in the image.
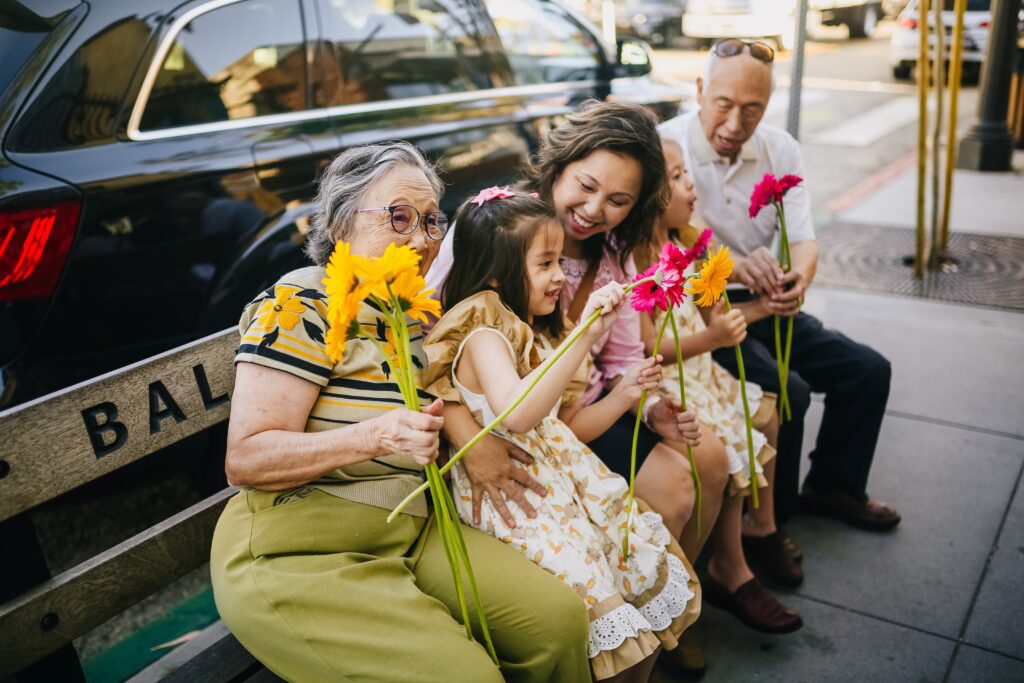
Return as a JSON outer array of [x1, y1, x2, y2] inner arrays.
[[659, 109, 815, 257]]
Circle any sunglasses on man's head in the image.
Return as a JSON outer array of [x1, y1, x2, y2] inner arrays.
[[711, 38, 775, 64]]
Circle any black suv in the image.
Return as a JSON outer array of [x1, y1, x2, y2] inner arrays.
[[0, 0, 684, 409]]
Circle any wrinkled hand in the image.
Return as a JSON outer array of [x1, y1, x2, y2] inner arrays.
[[459, 433, 546, 527], [611, 356, 663, 405], [647, 397, 702, 446], [372, 398, 444, 466], [765, 269, 807, 317], [732, 247, 784, 295], [580, 282, 625, 338], [707, 300, 747, 348]]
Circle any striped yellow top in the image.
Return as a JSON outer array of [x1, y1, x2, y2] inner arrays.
[[236, 266, 430, 516]]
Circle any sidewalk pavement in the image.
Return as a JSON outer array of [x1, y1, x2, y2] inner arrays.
[[658, 155, 1024, 681]]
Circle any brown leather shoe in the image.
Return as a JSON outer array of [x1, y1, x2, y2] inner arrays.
[[743, 531, 805, 588], [658, 630, 707, 679], [800, 486, 901, 531], [703, 576, 803, 634]]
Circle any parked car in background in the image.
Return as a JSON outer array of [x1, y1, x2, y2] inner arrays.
[[616, 0, 687, 47], [0, 0, 682, 409], [889, 0, 993, 81], [682, 0, 883, 49]]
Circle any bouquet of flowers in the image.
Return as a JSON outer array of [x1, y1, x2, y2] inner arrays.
[[324, 242, 497, 663], [750, 173, 804, 423]]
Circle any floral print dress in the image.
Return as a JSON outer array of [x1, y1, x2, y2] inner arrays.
[[424, 291, 701, 681]]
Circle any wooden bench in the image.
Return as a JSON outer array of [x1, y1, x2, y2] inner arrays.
[[0, 328, 280, 681]]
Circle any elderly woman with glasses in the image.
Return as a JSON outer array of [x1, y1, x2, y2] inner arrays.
[[210, 142, 591, 682]]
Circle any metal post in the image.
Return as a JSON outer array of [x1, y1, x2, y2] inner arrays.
[[915, 0, 930, 278], [940, 0, 968, 253], [958, 0, 1019, 170], [786, 0, 810, 140], [929, 0, 945, 269]]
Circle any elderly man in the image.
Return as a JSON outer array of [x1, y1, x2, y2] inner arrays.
[[660, 40, 900, 548]]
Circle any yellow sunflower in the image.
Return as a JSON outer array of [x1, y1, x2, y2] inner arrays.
[[353, 243, 422, 300], [388, 269, 442, 324], [257, 286, 305, 331], [323, 241, 369, 363], [686, 245, 734, 307]]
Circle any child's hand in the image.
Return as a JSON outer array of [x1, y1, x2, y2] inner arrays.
[[646, 397, 702, 446], [580, 282, 625, 338], [706, 300, 747, 349], [611, 356, 663, 405]]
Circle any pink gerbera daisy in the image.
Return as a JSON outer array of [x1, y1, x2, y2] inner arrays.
[[657, 242, 688, 305], [682, 228, 714, 264], [630, 263, 669, 313], [749, 173, 781, 218], [779, 174, 803, 196]]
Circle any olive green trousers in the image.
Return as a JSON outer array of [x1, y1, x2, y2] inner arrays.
[[210, 489, 592, 682]]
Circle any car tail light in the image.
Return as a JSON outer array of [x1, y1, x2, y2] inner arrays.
[[900, 17, 918, 29], [979, 20, 990, 28], [0, 200, 80, 301]]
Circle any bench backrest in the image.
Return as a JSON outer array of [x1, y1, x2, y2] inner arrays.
[[0, 328, 239, 678]]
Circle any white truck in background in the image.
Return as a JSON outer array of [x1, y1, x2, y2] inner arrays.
[[682, 0, 884, 49]]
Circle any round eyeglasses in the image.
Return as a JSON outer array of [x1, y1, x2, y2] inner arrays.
[[711, 38, 775, 64], [355, 204, 449, 241]]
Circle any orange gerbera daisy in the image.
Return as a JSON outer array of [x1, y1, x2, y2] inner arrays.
[[323, 241, 368, 363], [388, 269, 441, 324], [686, 245, 733, 308]]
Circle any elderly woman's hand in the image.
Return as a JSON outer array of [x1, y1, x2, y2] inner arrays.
[[370, 398, 445, 466]]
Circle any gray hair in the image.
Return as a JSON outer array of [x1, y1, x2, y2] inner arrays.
[[305, 141, 444, 265], [701, 52, 775, 94]]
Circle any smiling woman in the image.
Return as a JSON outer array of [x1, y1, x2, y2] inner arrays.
[[209, 142, 591, 682]]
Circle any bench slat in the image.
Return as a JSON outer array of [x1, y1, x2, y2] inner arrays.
[[0, 488, 235, 676], [0, 328, 238, 522]]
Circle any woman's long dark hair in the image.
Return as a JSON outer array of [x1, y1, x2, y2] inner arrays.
[[520, 100, 669, 267], [442, 192, 564, 338]]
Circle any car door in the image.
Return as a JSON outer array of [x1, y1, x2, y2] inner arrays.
[[4, 0, 335, 395]]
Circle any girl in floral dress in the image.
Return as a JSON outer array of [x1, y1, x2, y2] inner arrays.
[[636, 138, 804, 631], [424, 190, 701, 682]]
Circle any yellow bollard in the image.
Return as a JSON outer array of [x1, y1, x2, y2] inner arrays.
[[929, 0, 945, 270], [940, 0, 969, 255], [915, 0, 930, 278]]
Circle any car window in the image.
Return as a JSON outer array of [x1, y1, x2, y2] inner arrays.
[[315, 0, 494, 105], [484, 0, 601, 85], [139, 0, 307, 131], [0, 25, 49, 99]]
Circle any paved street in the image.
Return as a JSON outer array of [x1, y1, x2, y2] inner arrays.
[[649, 22, 1024, 683]]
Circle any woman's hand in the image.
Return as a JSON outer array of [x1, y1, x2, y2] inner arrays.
[[610, 356, 663, 406], [460, 434, 546, 528], [580, 282, 625, 338], [706, 300, 747, 349], [370, 398, 445, 466], [647, 397, 702, 447]]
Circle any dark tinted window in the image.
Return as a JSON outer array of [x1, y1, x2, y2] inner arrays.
[[484, 0, 601, 85], [140, 0, 307, 131], [316, 0, 493, 106], [10, 17, 152, 151], [941, 0, 991, 10], [0, 25, 49, 97]]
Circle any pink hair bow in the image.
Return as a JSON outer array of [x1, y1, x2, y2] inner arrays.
[[471, 186, 517, 206]]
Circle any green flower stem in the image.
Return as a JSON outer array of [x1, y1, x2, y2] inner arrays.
[[387, 275, 659, 522], [667, 311, 702, 537], [723, 291, 759, 507], [623, 313, 672, 559], [774, 203, 795, 423], [385, 289, 498, 664]]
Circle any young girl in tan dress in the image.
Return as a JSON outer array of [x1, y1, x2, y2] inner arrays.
[[424, 190, 701, 682], [636, 138, 803, 633]]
